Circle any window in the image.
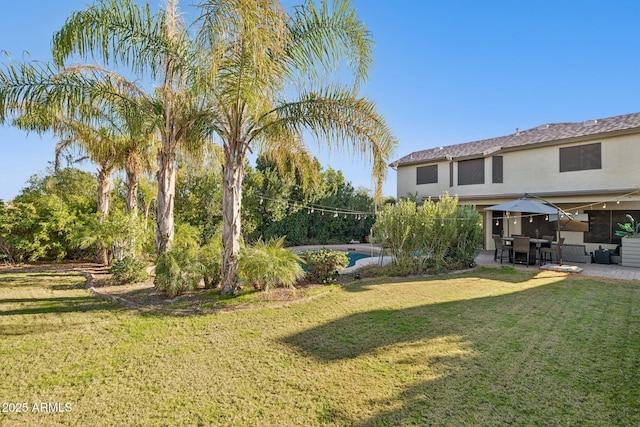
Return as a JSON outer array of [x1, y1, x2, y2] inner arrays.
[[559, 143, 601, 172], [458, 158, 484, 185], [492, 156, 503, 183], [416, 165, 438, 185], [585, 210, 640, 244]]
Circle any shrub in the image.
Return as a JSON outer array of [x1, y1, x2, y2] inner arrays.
[[154, 247, 203, 298], [110, 255, 149, 285], [300, 249, 349, 283], [615, 214, 640, 238], [373, 192, 482, 274], [199, 238, 223, 289], [239, 237, 305, 292]]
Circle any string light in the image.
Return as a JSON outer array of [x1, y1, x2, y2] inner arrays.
[[253, 188, 640, 224], [252, 192, 373, 218]]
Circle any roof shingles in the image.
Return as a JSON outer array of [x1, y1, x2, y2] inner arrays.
[[392, 112, 640, 167]]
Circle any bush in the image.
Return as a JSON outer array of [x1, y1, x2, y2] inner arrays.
[[109, 255, 149, 285], [154, 247, 203, 298], [239, 237, 305, 292], [199, 238, 223, 289], [373, 192, 482, 274], [300, 249, 349, 283]]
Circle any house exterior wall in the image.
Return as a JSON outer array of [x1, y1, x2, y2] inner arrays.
[[395, 132, 640, 253], [396, 133, 640, 199]]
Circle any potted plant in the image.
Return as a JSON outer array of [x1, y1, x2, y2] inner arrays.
[[615, 214, 640, 267]]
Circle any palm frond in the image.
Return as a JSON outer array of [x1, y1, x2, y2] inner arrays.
[[254, 86, 396, 200], [257, 131, 320, 193], [287, 0, 373, 87], [52, 0, 168, 77]]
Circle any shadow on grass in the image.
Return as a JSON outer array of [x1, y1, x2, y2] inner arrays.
[[342, 265, 545, 294], [0, 270, 119, 317], [283, 274, 640, 425], [0, 297, 116, 316], [284, 268, 564, 362], [0, 322, 86, 336]]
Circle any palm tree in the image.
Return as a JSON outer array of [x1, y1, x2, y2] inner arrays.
[[11, 101, 120, 264], [51, 0, 202, 254], [0, 0, 396, 296], [0, 0, 201, 255], [195, 0, 397, 294], [11, 83, 156, 263], [56, 125, 118, 265]]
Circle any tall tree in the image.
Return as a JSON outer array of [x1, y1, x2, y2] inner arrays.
[[12, 90, 155, 263], [195, 0, 396, 294], [0, 0, 396, 295], [49, 0, 205, 254], [0, 0, 204, 256]]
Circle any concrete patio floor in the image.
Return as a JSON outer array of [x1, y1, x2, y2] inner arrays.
[[474, 250, 640, 281]]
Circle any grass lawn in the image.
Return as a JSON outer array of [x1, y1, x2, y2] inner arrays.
[[1, 266, 639, 426]]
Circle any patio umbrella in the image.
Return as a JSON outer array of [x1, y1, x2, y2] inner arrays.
[[485, 197, 557, 237], [486, 197, 565, 264], [484, 197, 557, 215]]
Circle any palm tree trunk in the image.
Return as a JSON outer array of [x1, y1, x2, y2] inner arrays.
[[220, 151, 244, 295], [96, 165, 112, 265], [125, 168, 139, 214], [156, 145, 176, 254]]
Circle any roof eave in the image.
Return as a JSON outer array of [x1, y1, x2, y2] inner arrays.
[[392, 155, 452, 168]]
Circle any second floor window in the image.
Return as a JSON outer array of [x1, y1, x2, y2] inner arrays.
[[416, 165, 438, 185], [559, 142, 601, 172], [458, 158, 484, 185], [492, 156, 503, 183]]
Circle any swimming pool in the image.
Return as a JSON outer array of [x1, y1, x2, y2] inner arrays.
[[297, 248, 377, 270], [345, 251, 373, 268]]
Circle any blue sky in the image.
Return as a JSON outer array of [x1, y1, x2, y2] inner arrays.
[[2, 0, 640, 201]]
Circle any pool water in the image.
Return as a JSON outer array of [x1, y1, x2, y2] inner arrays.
[[346, 252, 373, 268]]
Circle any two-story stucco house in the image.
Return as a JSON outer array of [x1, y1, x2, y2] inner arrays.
[[391, 111, 640, 256]]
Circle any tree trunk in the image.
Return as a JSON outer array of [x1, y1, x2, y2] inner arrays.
[[220, 150, 245, 295], [125, 168, 138, 214], [156, 145, 176, 254], [96, 165, 112, 265]]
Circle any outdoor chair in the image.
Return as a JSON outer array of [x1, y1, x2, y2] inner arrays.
[[512, 236, 531, 267], [539, 237, 565, 265], [541, 235, 555, 247], [493, 235, 510, 264]]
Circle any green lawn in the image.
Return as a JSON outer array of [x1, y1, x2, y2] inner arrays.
[[1, 266, 639, 426]]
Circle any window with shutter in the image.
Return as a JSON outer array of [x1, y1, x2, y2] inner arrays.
[[492, 156, 503, 183], [560, 143, 601, 172], [458, 158, 484, 185], [416, 165, 438, 185]]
